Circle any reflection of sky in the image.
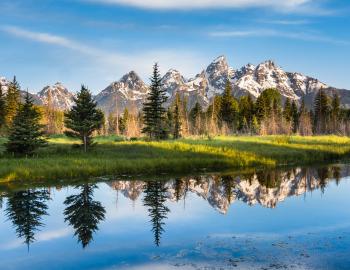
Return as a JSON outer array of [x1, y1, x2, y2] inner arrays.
[[0, 177, 350, 269]]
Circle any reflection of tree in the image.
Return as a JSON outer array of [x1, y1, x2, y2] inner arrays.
[[143, 181, 170, 247], [221, 175, 235, 203], [317, 167, 330, 193], [332, 166, 341, 185], [5, 189, 50, 249], [256, 170, 282, 188], [64, 184, 106, 248]]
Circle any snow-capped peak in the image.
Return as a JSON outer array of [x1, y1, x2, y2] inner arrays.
[[37, 82, 74, 110]]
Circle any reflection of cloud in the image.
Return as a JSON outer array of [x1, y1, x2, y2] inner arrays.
[[0, 228, 71, 250]]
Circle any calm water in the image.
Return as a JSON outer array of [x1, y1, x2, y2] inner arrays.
[[1, 165, 350, 270]]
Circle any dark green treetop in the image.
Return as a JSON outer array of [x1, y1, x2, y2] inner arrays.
[[64, 85, 104, 152]]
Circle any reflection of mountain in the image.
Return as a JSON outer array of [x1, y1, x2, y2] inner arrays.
[[108, 166, 348, 214]]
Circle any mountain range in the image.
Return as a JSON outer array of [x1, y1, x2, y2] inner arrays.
[[1, 55, 349, 113]]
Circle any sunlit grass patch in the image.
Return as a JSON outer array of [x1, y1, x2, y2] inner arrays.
[[0, 135, 349, 183]]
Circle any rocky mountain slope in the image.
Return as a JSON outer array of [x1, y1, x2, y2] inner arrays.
[[1, 55, 349, 112], [95, 71, 148, 114]]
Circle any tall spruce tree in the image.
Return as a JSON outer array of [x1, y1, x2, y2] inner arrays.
[[330, 93, 340, 133], [218, 81, 238, 131], [6, 92, 47, 156], [5, 76, 21, 128], [142, 63, 168, 140], [0, 83, 5, 132], [283, 98, 292, 122], [64, 86, 104, 152], [291, 101, 299, 133], [173, 93, 181, 139], [314, 89, 331, 134]]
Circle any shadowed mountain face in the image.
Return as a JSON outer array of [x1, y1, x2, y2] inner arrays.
[[1, 55, 349, 113]]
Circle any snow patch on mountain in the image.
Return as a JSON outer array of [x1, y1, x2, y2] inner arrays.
[[38, 82, 75, 110]]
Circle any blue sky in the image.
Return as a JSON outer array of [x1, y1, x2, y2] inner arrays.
[[0, 0, 349, 93]]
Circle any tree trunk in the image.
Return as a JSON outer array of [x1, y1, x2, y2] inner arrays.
[[84, 135, 87, 153]]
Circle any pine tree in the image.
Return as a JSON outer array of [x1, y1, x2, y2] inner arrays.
[[291, 101, 299, 133], [218, 81, 238, 132], [6, 92, 47, 156], [330, 93, 340, 133], [314, 89, 331, 134], [173, 93, 181, 139], [64, 86, 104, 152], [142, 63, 168, 140], [189, 102, 202, 134], [283, 98, 292, 123], [119, 108, 129, 135], [238, 95, 254, 133], [0, 83, 5, 132], [5, 76, 21, 128]]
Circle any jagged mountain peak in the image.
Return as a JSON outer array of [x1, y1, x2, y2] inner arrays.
[[0, 76, 9, 93], [120, 70, 142, 83], [37, 82, 74, 110]]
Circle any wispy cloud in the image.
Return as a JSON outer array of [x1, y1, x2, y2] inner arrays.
[[85, 0, 312, 11], [261, 19, 310, 25], [0, 25, 207, 90], [208, 29, 350, 45]]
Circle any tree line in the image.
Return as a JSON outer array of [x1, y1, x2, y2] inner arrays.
[[2, 64, 350, 155]]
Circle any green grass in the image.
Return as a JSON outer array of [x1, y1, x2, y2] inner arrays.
[[0, 134, 350, 184]]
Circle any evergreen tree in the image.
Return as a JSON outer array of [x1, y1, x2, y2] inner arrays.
[[218, 81, 238, 131], [0, 83, 6, 132], [143, 181, 170, 246], [330, 93, 340, 133], [119, 108, 129, 135], [238, 95, 254, 133], [189, 102, 202, 134], [291, 101, 299, 133], [6, 92, 47, 156], [5, 189, 50, 249], [64, 184, 106, 248], [314, 89, 331, 134], [142, 63, 168, 140], [64, 86, 104, 152], [283, 98, 292, 122], [173, 93, 181, 139], [5, 76, 21, 128]]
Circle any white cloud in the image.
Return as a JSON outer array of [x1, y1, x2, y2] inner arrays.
[[86, 0, 311, 10], [208, 29, 350, 45], [1, 25, 207, 91]]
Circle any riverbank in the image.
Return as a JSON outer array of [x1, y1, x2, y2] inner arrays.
[[0, 135, 349, 183]]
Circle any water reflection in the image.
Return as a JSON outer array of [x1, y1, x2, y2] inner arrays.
[[64, 184, 106, 248], [1, 164, 349, 249], [143, 181, 170, 246], [5, 189, 50, 249]]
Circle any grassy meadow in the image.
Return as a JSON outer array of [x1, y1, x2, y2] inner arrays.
[[0, 135, 350, 184]]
